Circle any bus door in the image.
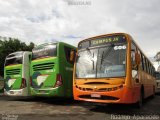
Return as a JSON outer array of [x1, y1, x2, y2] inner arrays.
[[64, 46, 75, 97]]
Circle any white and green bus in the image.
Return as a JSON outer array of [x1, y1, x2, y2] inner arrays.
[[4, 51, 31, 96]]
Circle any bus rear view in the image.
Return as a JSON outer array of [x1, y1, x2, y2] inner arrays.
[[4, 51, 31, 96], [30, 42, 76, 97]]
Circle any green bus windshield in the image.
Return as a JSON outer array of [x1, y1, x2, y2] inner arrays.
[[32, 43, 57, 60]]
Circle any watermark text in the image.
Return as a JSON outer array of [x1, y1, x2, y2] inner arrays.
[[110, 114, 160, 120], [67, 0, 91, 6]]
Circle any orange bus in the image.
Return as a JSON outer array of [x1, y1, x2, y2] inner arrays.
[[73, 33, 156, 107]]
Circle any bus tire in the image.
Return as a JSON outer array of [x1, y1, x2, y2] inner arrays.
[[135, 87, 144, 108], [151, 86, 155, 98]]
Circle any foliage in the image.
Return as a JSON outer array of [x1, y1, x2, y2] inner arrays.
[[155, 51, 160, 62], [0, 37, 34, 76]]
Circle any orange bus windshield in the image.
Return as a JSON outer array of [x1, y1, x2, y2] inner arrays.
[[76, 41, 127, 79]]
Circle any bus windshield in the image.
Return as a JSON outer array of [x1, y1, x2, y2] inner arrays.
[[32, 43, 57, 60], [76, 35, 127, 78], [5, 52, 23, 66]]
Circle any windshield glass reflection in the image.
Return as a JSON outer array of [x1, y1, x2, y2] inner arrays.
[[76, 43, 127, 78]]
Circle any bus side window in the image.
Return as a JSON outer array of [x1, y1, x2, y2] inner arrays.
[[140, 52, 144, 71], [148, 63, 151, 74], [131, 50, 135, 66], [137, 50, 143, 69], [131, 42, 137, 70], [145, 59, 149, 74], [131, 42, 138, 79], [64, 46, 74, 64], [144, 58, 147, 73], [70, 50, 76, 62]]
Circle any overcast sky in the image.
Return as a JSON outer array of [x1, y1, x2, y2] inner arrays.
[[0, 0, 160, 57]]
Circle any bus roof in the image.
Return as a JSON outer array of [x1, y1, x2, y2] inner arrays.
[[6, 51, 31, 59], [34, 42, 76, 49], [78, 33, 130, 46]]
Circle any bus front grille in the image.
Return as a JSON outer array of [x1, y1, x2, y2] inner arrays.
[[76, 85, 123, 92], [33, 62, 54, 71], [79, 95, 119, 100], [6, 69, 20, 75]]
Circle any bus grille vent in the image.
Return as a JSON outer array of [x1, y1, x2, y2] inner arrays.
[[6, 69, 20, 75], [77, 85, 123, 92], [33, 62, 54, 71], [79, 95, 119, 100]]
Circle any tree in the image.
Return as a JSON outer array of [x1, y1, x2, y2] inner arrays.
[[155, 51, 160, 72], [155, 51, 160, 62], [0, 37, 34, 77]]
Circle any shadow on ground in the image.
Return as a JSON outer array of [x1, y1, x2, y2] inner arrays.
[[0, 94, 160, 116], [86, 96, 160, 116]]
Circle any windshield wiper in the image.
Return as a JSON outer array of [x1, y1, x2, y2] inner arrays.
[[100, 51, 104, 70], [100, 44, 115, 70], [86, 47, 95, 70]]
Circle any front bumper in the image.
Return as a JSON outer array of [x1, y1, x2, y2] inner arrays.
[[73, 86, 138, 104]]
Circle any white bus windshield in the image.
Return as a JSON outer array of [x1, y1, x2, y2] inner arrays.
[[5, 52, 23, 66]]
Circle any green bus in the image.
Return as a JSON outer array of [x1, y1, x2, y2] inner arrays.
[[4, 51, 31, 96], [30, 42, 76, 97]]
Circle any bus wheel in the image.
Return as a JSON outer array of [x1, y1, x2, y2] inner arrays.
[[135, 89, 143, 108]]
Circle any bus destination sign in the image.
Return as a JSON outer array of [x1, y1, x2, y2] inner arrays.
[[78, 35, 127, 49]]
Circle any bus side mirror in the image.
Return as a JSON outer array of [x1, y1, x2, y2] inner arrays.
[[135, 53, 140, 65], [70, 50, 76, 62]]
